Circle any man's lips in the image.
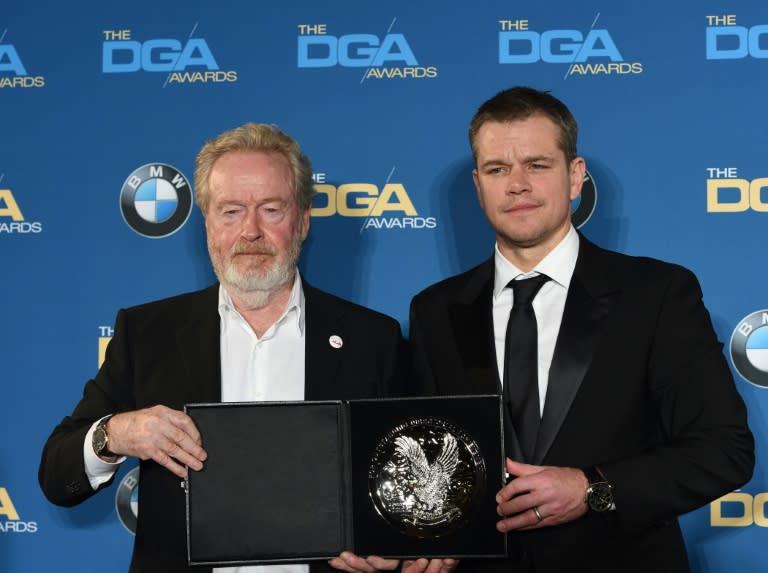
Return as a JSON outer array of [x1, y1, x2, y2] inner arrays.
[[503, 202, 540, 214]]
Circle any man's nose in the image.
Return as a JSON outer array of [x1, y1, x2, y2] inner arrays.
[[241, 209, 263, 240], [506, 168, 530, 194]]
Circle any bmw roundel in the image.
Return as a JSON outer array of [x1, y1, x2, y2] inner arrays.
[[115, 466, 139, 535], [120, 163, 193, 238], [730, 309, 768, 388]]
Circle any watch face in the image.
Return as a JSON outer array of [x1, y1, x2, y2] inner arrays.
[[588, 483, 613, 512], [589, 483, 613, 511], [93, 427, 107, 454]]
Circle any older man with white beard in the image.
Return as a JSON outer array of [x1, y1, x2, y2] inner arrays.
[[39, 124, 408, 573]]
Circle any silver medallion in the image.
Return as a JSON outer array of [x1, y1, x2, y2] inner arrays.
[[368, 416, 486, 538]]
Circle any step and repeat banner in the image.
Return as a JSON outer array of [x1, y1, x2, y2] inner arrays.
[[2, 1, 766, 571]]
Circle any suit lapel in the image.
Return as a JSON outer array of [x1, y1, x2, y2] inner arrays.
[[446, 260, 499, 396], [303, 282, 345, 401], [175, 285, 222, 404], [533, 238, 619, 463]]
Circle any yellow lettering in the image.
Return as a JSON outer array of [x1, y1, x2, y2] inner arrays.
[[707, 179, 750, 212], [370, 183, 417, 216], [755, 493, 768, 527], [337, 183, 377, 216], [99, 337, 111, 368], [0, 488, 20, 521], [310, 184, 337, 217], [749, 177, 768, 212], [710, 491, 753, 526], [310, 183, 419, 217], [0, 190, 24, 221]]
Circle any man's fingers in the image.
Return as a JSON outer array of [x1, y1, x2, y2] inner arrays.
[[402, 558, 458, 573], [402, 559, 429, 573], [153, 449, 188, 479], [328, 557, 360, 573], [365, 555, 399, 571], [161, 430, 207, 467], [426, 559, 457, 573], [328, 551, 378, 573], [159, 436, 205, 472], [164, 408, 203, 445]]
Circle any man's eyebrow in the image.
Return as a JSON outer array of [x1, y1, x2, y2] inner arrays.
[[478, 154, 554, 169], [522, 154, 555, 163]]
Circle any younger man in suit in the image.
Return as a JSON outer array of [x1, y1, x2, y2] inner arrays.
[[409, 87, 754, 572]]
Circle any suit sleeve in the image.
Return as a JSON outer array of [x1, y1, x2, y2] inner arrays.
[[38, 308, 136, 506], [602, 267, 754, 532]]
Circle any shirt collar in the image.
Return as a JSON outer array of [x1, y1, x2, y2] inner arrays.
[[493, 225, 580, 298], [218, 273, 306, 336]]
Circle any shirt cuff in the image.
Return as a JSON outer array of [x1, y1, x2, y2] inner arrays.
[[83, 416, 126, 490]]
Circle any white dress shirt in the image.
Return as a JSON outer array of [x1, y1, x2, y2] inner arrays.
[[492, 226, 580, 416]]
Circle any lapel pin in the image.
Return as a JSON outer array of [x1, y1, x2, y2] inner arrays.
[[329, 335, 343, 349]]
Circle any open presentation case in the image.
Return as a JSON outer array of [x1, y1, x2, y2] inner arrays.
[[185, 395, 506, 567]]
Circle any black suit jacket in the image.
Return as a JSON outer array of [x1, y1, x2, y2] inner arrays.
[[409, 236, 754, 573], [39, 281, 405, 572]]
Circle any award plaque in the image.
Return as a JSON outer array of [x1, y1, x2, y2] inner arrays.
[[185, 395, 505, 566]]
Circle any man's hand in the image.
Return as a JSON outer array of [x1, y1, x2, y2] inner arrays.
[[329, 553, 458, 573], [328, 551, 399, 573], [105, 405, 207, 478], [495, 458, 588, 532], [402, 558, 459, 573]]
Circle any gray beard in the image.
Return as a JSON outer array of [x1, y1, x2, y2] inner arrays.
[[219, 260, 296, 309], [209, 234, 302, 310]]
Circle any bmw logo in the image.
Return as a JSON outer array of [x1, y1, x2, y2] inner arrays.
[[730, 309, 768, 388], [572, 169, 597, 229], [115, 466, 139, 535], [119, 163, 192, 238]]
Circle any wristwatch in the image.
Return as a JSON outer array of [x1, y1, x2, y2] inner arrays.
[[583, 466, 614, 512], [92, 415, 116, 459]]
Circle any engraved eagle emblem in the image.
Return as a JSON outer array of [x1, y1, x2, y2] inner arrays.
[[394, 433, 459, 513]]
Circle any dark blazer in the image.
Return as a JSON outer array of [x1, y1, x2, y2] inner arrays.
[[409, 236, 754, 573], [39, 281, 405, 573]]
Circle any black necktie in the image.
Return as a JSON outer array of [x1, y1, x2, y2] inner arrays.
[[503, 274, 550, 462]]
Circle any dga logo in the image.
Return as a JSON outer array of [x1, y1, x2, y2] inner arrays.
[[115, 467, 139, 535], [573, 170, 597, 228], [102, 28, 237, 84], [0, 187, 43, 234], [497, 16, 643, 76], [311, 171, 437, 230], [0, 32, 46, 88], [706, 15, 768, 60], [0, 487, 38, 533], [707, 168, 768, 213], [99, 326, 113, 368], [730, 310, 768, 388], [119, 163, 193, 238], [711, 491, 768, 527], [297, 21, 438, 80]]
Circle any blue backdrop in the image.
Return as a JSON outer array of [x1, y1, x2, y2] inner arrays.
[[2, 1, 766, 570]]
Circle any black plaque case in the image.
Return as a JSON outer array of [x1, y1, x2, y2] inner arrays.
[[185, 395, 506, 567]]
